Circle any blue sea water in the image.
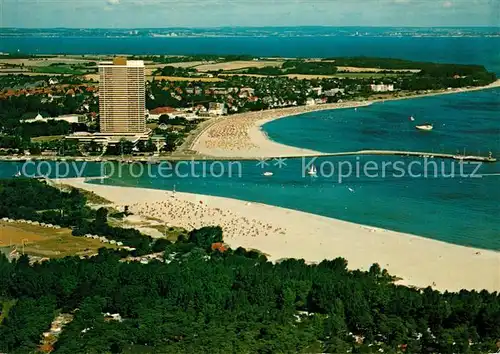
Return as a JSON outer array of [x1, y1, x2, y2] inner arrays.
[[0, 34, 499, 250], [263, 88, 500, 155], [2, 35, 500, 73]]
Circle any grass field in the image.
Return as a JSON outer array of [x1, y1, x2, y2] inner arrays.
[[31, 66, 87, 75], [147, 224, 188, 242], [0, 222, 115, 258]]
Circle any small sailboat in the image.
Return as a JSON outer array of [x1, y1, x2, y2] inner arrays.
[[415, 123, 433, 131], [263, 171, 273, 176], [307, 165, 317, 176]]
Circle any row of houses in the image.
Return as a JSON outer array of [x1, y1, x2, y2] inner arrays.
[[83, 234, 124, 246], [1, 217, 62, 229]]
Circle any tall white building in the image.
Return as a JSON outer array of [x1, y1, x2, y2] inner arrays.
[[98, 58, 146, 134]]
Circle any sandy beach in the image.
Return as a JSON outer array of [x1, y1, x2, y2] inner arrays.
[[61, 178, 500, 292], [191, 80, 500, 158]]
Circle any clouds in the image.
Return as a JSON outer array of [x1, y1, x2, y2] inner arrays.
[[1, 0, 496, 28]]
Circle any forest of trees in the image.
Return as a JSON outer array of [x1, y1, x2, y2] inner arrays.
[[153, 66, 199, 77], [0, 179, 499, 353], [236, 58, 496, 88]]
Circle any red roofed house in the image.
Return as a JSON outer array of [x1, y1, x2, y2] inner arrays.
[[211, 242, 228, 253], [148, 106, 179, 120]]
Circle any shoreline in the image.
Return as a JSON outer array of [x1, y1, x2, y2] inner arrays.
[[190, 80, 500, 158], [0, 81, 499, 163], [59, 178, 500, 292]]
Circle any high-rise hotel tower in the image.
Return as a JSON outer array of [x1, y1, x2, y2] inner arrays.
[[98, 58, 145, 134]]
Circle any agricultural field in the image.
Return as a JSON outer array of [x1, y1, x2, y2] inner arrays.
[[0, 222, 116, 258], [157, 61, 214, 68], [30, 66, 87, 75], [195, 60, 284, 72], [286, 72, 409, 79], [148, 75, 224, 82], [337, 66, 421, 73], [0, 57, 96, 67]]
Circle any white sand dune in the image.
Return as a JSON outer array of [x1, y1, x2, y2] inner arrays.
[[62, 178, 500, 293]]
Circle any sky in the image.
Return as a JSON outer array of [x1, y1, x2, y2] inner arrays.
[[0, 0, 498, 28]]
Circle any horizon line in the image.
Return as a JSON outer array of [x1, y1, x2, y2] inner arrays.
[[1, 25, 499, 30]]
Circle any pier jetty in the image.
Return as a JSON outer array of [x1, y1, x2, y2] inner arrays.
[[0, 150, 496, 163], [271, 150, 497, 163]]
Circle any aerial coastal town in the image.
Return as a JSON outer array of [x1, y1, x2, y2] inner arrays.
[[1, 48, 500, 353], [0, 53, 497, 160]]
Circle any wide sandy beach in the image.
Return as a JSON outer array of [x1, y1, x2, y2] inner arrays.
[[191, 80, 500, 158], [62, 178, 499, 292]]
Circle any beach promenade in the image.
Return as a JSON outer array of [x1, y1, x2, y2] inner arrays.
[[62, 178, 500, 292]]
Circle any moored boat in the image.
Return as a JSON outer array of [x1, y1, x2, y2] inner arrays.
[[416, 123, 433, 131]]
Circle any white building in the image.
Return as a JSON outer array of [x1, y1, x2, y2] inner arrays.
[[324, 88, 345, 96], [208, 102, 227, 116], [306, 98, 316, 106], [370, 84, 395, 92], [21, 113, 84, 124]]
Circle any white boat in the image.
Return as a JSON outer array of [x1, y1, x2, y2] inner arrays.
[[307, 165, 317, 176], [415, 123, 433, 131], [263, 172, 273, 176], [14, 171, 21, 178], [409, 116, 415, 121]]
